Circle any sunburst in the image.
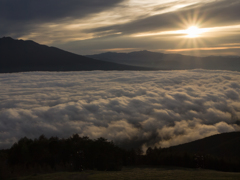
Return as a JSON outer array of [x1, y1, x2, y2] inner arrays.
[[186, 26, 200, 38]]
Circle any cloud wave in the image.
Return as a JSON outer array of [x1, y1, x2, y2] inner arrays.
[[0, 70, 240, 150]]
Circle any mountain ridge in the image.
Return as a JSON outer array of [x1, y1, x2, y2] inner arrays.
[[2, 37, 240, 72], [87, 50, 240, 71], [0, 37, 154, 73]]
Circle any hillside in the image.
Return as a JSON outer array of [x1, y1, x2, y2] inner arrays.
[[87, 51, 240, 71], [0, 37, 153, 73], [167, 132, 240, 158]]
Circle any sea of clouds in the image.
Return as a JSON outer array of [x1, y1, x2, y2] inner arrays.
[[0, 70, 240, 150]]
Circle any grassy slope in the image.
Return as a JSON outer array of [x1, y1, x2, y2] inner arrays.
[[11, 167, 240, 180]]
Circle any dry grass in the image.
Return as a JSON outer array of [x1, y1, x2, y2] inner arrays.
[[7, 167, 240, 180]]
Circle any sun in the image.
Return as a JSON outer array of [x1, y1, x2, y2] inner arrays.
[[186, 26, 201, 38], [185, 26, 210, 38]]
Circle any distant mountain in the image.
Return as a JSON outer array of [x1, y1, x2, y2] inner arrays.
[[87, 51, 240, 71], [0, 37, 153, 73], [168, 132, 240, 158]]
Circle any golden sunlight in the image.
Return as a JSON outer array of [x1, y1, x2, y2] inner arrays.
[[185, 26, 207, 38], [186, 26, 199, 37]]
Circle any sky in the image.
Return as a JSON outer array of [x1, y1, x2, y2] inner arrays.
[[1, 0, 240, 56], [0, 70, 240, 150]]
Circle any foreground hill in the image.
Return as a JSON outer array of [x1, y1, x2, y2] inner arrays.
[[168, 132, 240, 158], [145, 132, 240, 171], [0, 37, 152, 73], [87, 51, 240, 71]]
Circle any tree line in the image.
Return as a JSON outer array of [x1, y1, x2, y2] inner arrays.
[[1, 134, 240, 179]]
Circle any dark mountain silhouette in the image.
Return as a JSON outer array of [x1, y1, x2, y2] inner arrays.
[[144, 131, 240, 171], [87, 51, 240, 71], [167, 132, 240, 158], [0, 37, 153, 73]]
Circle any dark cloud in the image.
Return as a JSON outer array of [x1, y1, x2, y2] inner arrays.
[[0, 0, 123, 22], [0, 0, 124, 37], [0, 70, 240, 150]]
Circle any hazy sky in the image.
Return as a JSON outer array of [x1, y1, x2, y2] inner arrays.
[[1, 0, 240, 56]]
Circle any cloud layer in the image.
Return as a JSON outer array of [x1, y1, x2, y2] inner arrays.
[[0, 70, 240, 150]]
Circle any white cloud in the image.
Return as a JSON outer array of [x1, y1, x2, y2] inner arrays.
[[0, 70, 240, 149]]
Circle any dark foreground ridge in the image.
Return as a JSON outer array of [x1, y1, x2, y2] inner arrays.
[[1, 132, 240, 179], [0, 37, 153, 73], [168, 131, 240, 158]]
